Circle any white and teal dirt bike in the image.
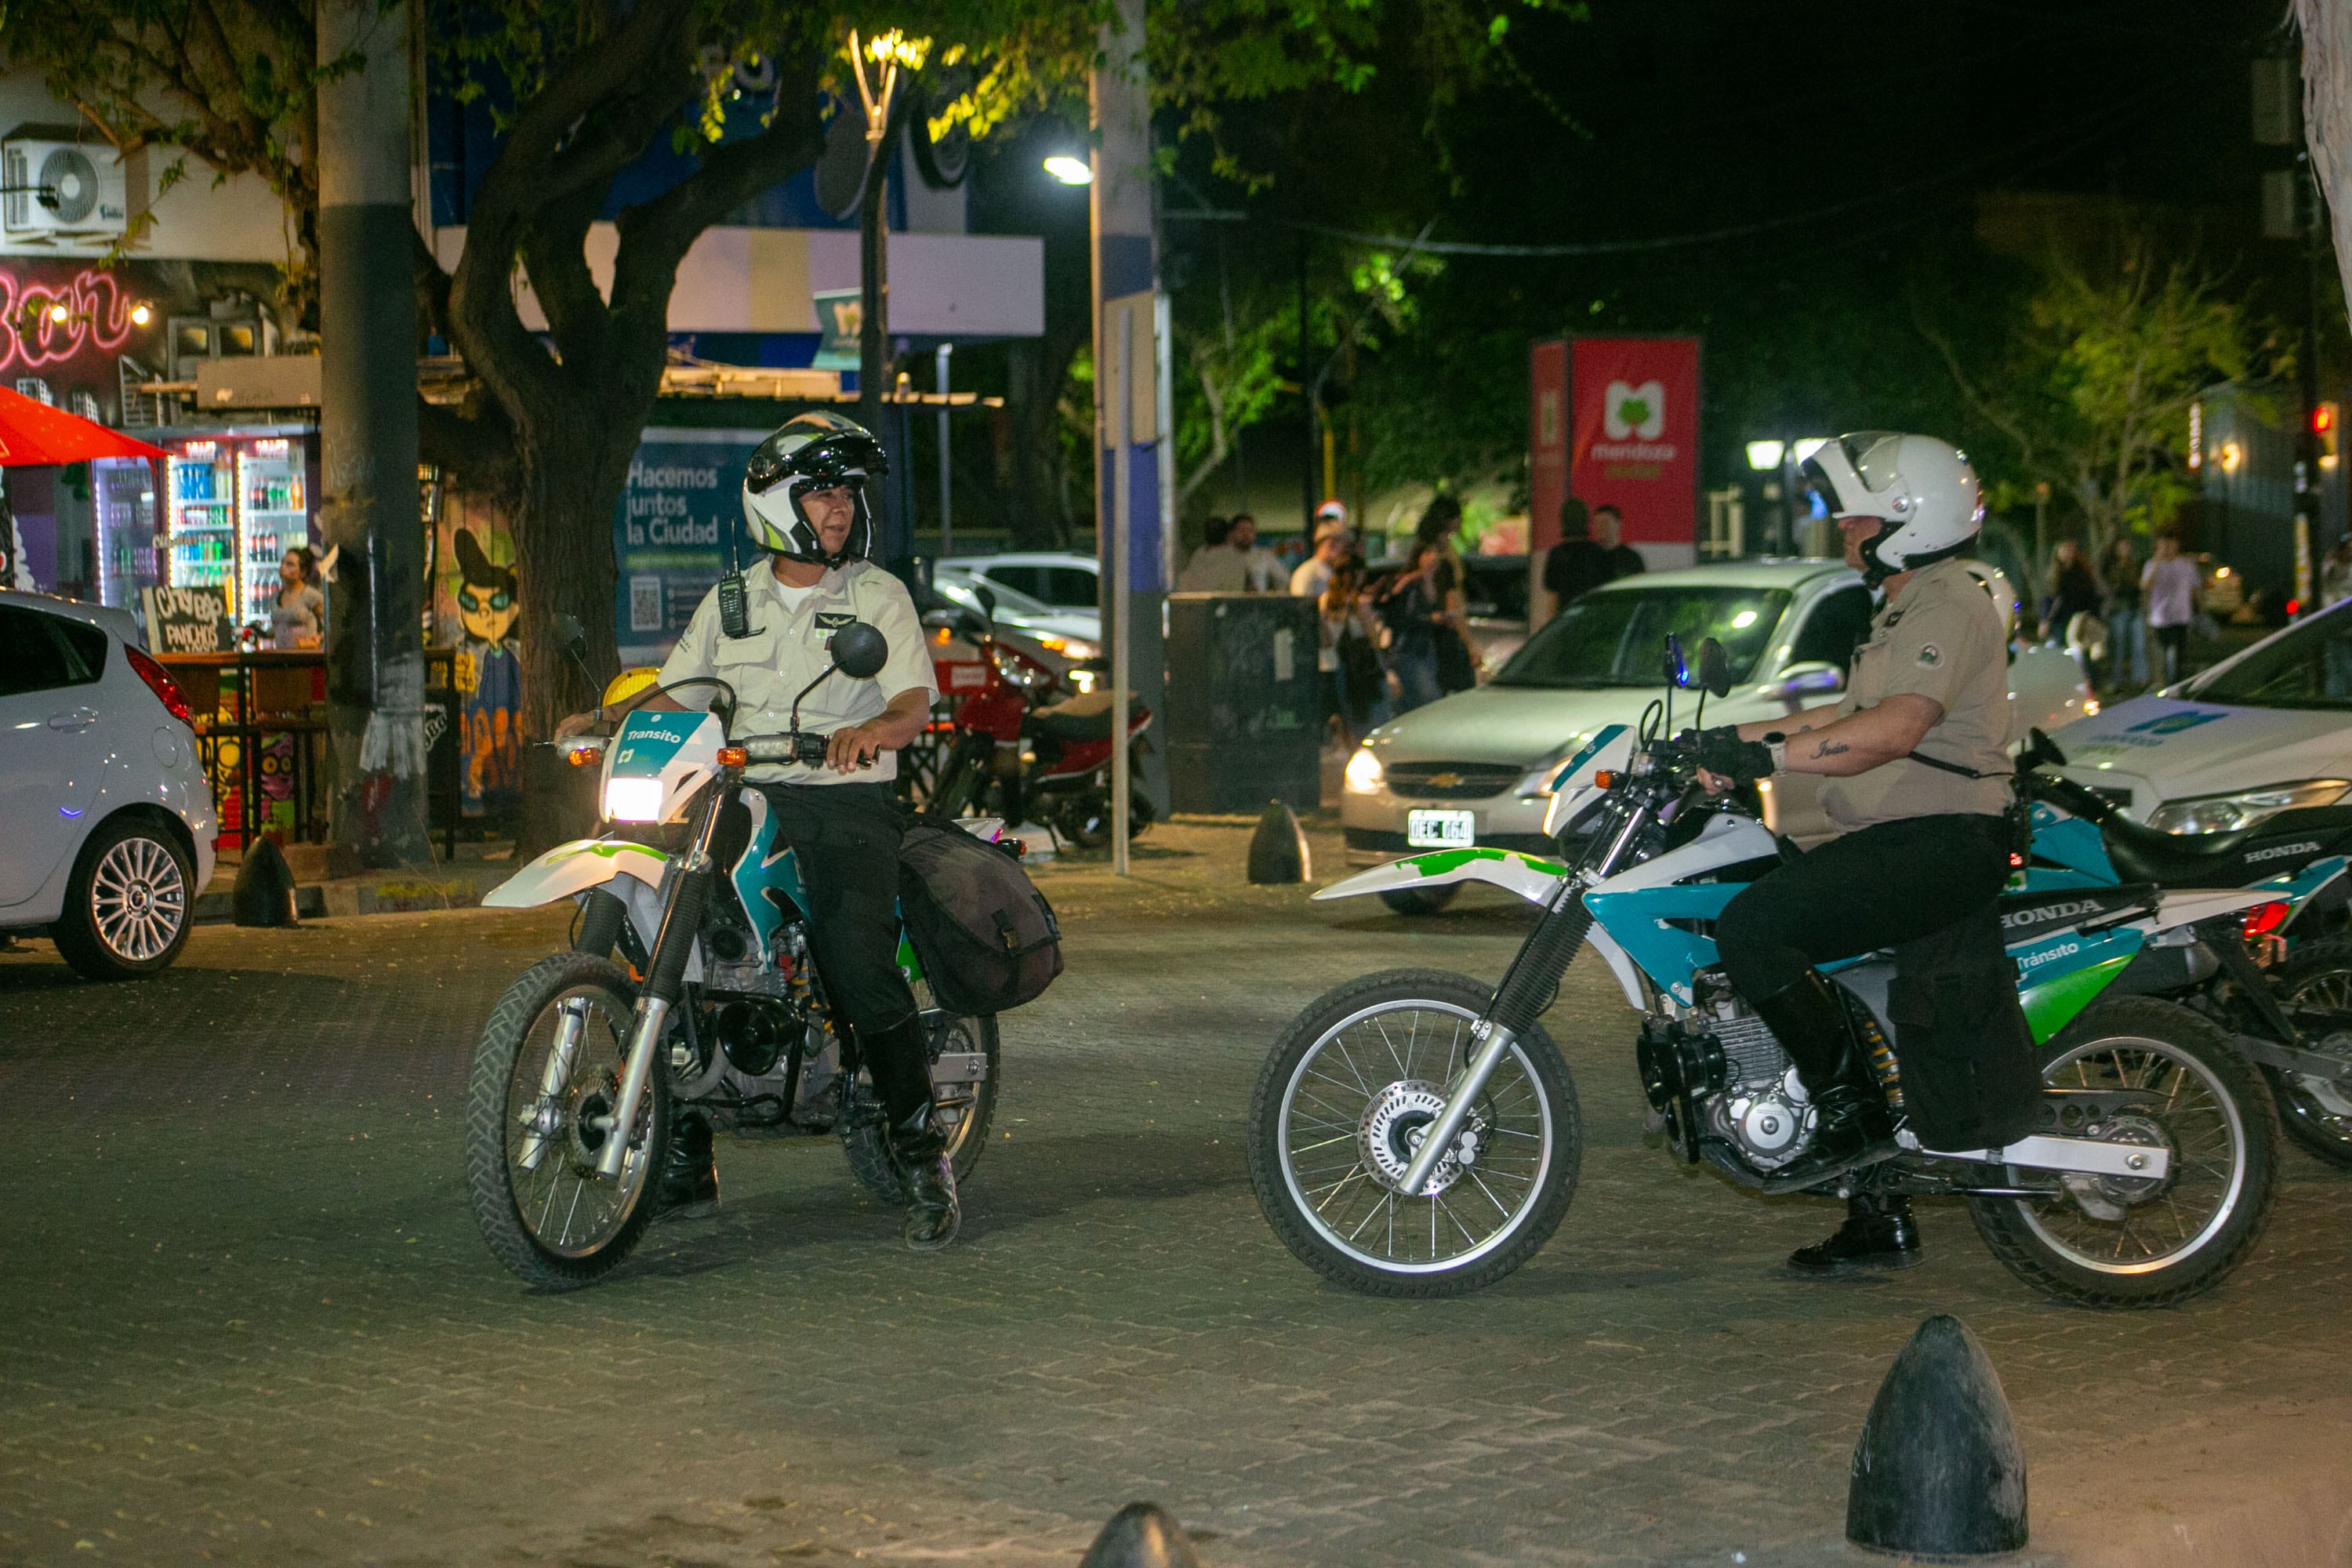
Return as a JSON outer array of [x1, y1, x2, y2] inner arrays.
[[1248, 638, 2281, 1307], [466, 623, 998, 1290]]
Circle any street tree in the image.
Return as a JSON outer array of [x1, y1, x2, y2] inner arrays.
[[1921, 238, 2281, 556], [9, 0, 1558, 839]]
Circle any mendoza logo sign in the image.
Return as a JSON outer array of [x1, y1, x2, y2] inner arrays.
[[1567, 336, 1700, 555]]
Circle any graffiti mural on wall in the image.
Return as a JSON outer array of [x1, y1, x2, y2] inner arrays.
[[451, 525, 522, 818]]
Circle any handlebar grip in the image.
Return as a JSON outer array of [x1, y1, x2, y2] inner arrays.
[[739, 732, 832, 764]]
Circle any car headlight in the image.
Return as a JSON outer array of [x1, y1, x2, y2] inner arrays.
[[604, 777, 667, 822], [1345, 746, 1385, 795], [2144, 779, 2351, 835]]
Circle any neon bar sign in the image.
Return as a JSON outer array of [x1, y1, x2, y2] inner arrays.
[[0, 267, 143, 372]]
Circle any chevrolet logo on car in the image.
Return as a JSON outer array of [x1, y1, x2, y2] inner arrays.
[[1425, 771, 1462, 789]]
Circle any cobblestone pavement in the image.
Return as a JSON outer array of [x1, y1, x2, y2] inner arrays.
[[3, 819, 2350, 1568]]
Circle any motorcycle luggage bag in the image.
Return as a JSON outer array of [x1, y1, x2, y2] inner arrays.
[[1887, 909, 2045, 1150], [896, 820, 1064, 1015]]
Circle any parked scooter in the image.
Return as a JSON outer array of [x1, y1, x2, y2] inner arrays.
[[921, 601, 1154, 847], [1249, 636, 2280, 1307]]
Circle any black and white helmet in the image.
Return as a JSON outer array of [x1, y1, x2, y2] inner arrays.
[[742, 412, 888, 567], [1802, 432, 1982, 587]]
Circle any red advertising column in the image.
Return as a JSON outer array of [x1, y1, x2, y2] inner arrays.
[[1527, 339, 1570, 557], [1568, 336, 1701, 569]]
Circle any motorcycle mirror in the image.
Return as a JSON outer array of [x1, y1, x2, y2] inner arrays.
[[1662, 632, 1689, 688], [1697, 637, 1733, 699], [827, 621, 889, 680], [553, 612, 587, 662], [973, 583, 1000, 619]]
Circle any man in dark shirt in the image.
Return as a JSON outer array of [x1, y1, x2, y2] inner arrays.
[[1594, 504, 1646, 580], [1542, 498, 1615, 608]]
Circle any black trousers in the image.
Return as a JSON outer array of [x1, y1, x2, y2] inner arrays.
[[758, 780, 921, 1054], [1715, 814, 2011, 1002]]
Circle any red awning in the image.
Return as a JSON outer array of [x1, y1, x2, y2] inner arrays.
[[0, 385, 168, 466]]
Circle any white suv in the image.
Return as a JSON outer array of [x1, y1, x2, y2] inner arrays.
[[1, 591, 216, 978]]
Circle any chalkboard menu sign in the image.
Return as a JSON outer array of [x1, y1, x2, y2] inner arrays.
[[141, 585, 233, 654]]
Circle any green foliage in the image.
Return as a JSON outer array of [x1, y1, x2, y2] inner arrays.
[[1925, 236, 2288, 551]]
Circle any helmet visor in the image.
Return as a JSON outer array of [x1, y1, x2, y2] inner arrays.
[[745, 439, 793, 496]]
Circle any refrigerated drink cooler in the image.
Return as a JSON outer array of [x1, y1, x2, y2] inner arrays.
[[153, 426, 319, 630]]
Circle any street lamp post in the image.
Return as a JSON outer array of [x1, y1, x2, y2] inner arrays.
[[848, 29, 926, 564]]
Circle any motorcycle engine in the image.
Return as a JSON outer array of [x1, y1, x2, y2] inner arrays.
[[1689, 975, 1815, 1173]]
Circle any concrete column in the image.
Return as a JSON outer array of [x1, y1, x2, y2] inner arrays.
[[318, 0, 428, 866], [1091, 0, 1170, 824]]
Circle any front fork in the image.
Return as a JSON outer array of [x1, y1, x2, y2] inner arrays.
[[593, 775, 731, 1180], [1394, 801, 1642, 1195]]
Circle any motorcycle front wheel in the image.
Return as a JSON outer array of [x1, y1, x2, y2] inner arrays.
[[1967, 996, 2277, 1308], [2260, 935, 2352, 1168], [1247, 968, 1581, 1297], [466, 953, 672, 1290]]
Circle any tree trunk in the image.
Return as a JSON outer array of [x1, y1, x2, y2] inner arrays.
[[507, 397, 635, 855]]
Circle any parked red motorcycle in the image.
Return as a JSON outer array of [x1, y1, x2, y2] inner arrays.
[[919, 604, 1155, 848]]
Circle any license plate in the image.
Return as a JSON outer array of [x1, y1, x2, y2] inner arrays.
[[1407, 809, 1475, 848]]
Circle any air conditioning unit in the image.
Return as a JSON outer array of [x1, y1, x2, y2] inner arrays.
[[2, 139, 129, 239]]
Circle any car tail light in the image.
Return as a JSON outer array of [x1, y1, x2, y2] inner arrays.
[[125, 645, 194, 731], [2242, 901, 2291, 938]]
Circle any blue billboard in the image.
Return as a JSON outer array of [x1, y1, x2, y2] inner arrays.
[[612, 428, 764, 666]]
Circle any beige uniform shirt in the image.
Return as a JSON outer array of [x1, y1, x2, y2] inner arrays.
[[1819, 557, 2011, 831], [658, 560, 935, 786]]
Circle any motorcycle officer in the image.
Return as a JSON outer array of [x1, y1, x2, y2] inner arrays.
[[1683, 432, 2013, 1276], [559, 412, 959, 1250]]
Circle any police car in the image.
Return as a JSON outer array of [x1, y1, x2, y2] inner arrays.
[[2050, 597, 2352, 830]]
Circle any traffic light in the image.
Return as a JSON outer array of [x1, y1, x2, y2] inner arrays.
[[2316, 401, 2339, 469]]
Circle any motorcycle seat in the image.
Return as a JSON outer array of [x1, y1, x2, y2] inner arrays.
[[1025, 692, 1117, 742], [2100, 805, 2352, 888]]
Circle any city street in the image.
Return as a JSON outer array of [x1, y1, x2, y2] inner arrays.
[[3, 818, 2349, 1568]]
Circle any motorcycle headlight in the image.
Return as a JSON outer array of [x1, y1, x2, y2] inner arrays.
[[604, 777, 667, 822], [2144, 779, 2351, 835], [1344, 746, 1385, 795]]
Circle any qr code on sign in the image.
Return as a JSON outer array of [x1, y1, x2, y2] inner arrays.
[[630, 575, 664, 633]]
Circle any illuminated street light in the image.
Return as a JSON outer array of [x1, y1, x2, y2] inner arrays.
[[1044, 154, 1093, 185], [1744, 440, 1784, 471], [1791, 437, 1830, 463]]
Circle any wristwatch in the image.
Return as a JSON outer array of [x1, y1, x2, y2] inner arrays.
[[1762, 731, 1788, 773]]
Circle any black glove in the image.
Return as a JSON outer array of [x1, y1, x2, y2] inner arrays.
[[1678, 725, 1774, 783]]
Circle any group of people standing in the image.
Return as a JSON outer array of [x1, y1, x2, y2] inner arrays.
[[1175, 495, 1489, 743], [2039, 531, 2204, 688]]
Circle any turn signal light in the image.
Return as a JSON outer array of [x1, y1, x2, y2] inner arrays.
[[563, 744, 599, 767], [1592, 771, 1619, 789], [2242, 901, 2291, 938], [717, 746, 749, 767]]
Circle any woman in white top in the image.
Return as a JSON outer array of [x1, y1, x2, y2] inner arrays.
[[2140, 531, 2201, 685]]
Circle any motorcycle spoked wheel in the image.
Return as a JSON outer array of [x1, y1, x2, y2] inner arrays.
[[1966, 996, 2278, 1309], [2259, 934, 2352, 1168], [1051, 789, 1154, 848], [839, 1011, 1003, 1203], [466, 953, 673, 1290], [1247, 968, 1581, 1298]]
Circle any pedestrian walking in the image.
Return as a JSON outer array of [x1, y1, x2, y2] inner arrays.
[[2039, 539, 2105, 673], [1228, 513, 1287, 593], [2143, 530, 2202, 685], [1317, 562, 1383, 744], [2100, 536, 2147, 688], [1376, 535, 1463, 712], [1177, 517, 1240, 590], [1542, 497, 1615, 613]]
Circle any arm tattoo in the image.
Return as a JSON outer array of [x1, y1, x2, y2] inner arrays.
[[1810, 739, 1851, 760]]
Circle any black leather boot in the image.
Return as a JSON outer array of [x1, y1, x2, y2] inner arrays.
[[653, 1111, 719, 1221], [1788, 1192, 1922, 1275], [889, 1105, 961, 1252], [1745, 970, 1897, 1195]]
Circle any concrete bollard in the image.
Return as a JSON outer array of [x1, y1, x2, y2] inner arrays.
[[231, 839, 301, 928], [1077, 1503, 1200, 1568], [1245, 800, 1310, 884], [1846, 1313, 2027, 1558]]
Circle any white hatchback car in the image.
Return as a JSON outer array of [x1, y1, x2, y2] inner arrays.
[[1341, 559, 2092, 909], [1, 590, 216, 978], [935, 552, 1102, 653]]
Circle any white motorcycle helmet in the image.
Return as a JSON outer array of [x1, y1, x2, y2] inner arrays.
[[1801, 432, 1983, 588], [741, 411, 888, 567]]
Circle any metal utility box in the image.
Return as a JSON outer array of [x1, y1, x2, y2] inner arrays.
[[1164, 592, 1319, 813]]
